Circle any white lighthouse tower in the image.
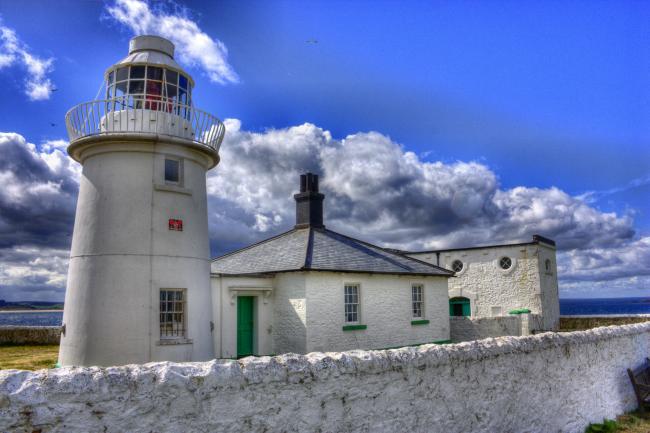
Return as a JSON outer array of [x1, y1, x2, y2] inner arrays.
[[59, 36, 224, 366]]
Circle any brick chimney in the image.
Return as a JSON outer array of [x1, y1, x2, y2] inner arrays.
[[294, 173, 325, 229]]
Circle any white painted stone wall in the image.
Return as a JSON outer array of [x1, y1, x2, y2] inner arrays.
[[409, 242, 559, 332], [272, 272, 307, 355], [305, 272, 450, 352], [537, 243, 561, 330], [1, 323, 648, 433]]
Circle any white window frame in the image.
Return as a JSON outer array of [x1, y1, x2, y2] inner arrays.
[[164, 156, 183, 185], [344, 283, 361, 324], [159, 288, 187, 339], [411, 283, 424, 319]]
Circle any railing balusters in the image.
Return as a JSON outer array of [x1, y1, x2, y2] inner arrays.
[[65, 98, 225, 151]]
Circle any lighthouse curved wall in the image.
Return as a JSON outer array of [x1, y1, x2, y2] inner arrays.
[[59, 137, 215, 366]]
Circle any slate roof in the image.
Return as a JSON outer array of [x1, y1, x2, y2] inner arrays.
[[211, 227, 454, 277]]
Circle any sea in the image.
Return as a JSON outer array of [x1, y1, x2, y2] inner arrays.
[[0, 311, 63, 326], [0, 298, 648, 326], [560, 297, 650, 316]]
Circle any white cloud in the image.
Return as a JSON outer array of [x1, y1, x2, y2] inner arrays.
[[0, 123, 646, 300], [0, 24, 54, 101], [558, 237, 650, 283], [207, 120, 646, 298], [210, 121, 635, 252], [105, 0, 238, 84]]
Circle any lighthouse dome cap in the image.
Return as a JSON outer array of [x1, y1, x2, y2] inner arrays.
[[107, 35, 194, 86]]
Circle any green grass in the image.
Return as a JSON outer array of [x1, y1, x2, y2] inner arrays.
[[586, 411, 650, 433], [0, 345, 59, 371]]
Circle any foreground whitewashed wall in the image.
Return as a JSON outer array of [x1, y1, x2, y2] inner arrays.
[[1, 323, 649, 433]]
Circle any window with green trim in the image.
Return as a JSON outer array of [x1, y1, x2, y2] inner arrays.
[[412, 284, 424, 318]]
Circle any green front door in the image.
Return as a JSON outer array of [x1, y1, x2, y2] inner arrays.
[[237, 296, 255, 358]]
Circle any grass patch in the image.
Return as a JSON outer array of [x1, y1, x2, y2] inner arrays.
[[585, 411, 650, 433], [0, 345, 58, 371]]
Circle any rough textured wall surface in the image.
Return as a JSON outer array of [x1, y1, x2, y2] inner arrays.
[[306, 272, 449, 352], [410, 244, 556, 330], [272, 273, 307, 354], [1, 323, 648, 433], [450, 315, 522, 342], [537, 244, 560, 330], [0, 326, 61, 345]]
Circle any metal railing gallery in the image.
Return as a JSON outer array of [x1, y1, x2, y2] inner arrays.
[[65, 96, 226, 152]]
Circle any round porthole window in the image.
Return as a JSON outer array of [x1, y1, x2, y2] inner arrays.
[[499, 256, 512, 270], [451, 260, 464, 273]]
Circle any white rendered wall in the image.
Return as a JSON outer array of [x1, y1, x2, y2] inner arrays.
[[60, 139, 215, 366], [410, 243, 559, 330], [305, 272, 450, 352], [2, 323, 649, 432], [537, 243, 561, 330], [211, 275, 275, 358], [272, 273, 307, 355]]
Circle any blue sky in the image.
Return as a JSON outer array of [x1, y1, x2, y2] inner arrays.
[[0, 0, 648, 300]]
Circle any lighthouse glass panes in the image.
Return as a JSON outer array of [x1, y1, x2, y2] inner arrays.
[[412, 284, 424, 318], [160, 289, 186, 339], [344, 284, 360, 323], [106, 65, 192, 117]]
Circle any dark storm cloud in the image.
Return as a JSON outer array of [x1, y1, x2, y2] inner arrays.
[[0, 134, 78, 250]]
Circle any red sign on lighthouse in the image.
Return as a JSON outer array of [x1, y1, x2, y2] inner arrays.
[[168, 219, 183, 231]]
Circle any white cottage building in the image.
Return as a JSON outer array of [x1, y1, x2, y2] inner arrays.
[[59, 35, 559, 367], [211, 173, 454, 358]]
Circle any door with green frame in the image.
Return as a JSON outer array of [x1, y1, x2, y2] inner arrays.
[[449, 297, 471, 317], [237, 296, 255, 358]]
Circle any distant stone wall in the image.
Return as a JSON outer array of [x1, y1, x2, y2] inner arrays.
[[450, 315, 522, 342], [560, 315, 650, 331], [0, 326, 61, 345], [450, 313, 545, 342], [1, 323, 649, 433]]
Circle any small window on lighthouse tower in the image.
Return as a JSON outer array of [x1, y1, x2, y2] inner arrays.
[[165, 158, 181, 184]]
